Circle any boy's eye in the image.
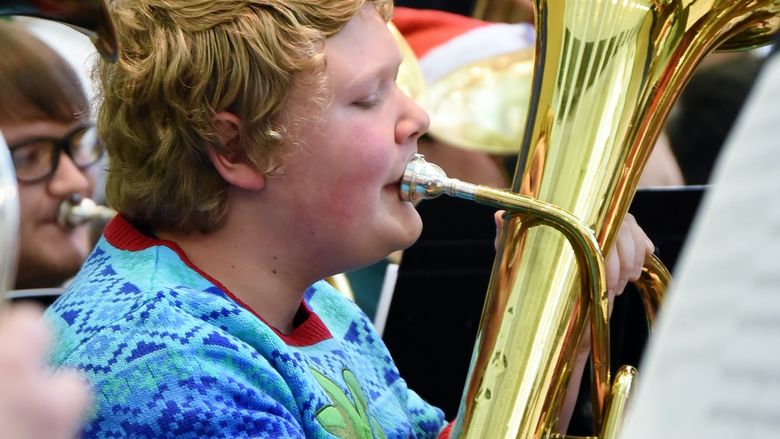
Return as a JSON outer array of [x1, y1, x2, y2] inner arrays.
[[353, 99, 379, 109]]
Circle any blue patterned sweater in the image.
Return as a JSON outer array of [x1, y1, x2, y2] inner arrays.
[[46, 216, 448, 438]]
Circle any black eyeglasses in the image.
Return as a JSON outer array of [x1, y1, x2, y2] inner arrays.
[[8, 124, 104, 184]]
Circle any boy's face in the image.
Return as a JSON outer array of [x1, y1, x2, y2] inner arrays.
[[264, 5, 429, 274], [1, 118, 95, 289]]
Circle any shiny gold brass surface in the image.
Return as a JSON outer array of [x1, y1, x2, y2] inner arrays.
[[401, 157, 607, 318], [0, 0, 118, 61], [548, 366, 636, 439], [423, 48, 535, 155], [634, 254, 670, 326], [598, 366, 637, 439], [447, 1, 780, 438], [402, 153, 611, 438]]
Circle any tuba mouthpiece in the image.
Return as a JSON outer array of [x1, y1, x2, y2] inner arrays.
[[400, 154, 479, 203]]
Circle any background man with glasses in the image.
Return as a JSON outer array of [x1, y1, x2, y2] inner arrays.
[[0, 19, 97, 439], [0, 21, 104, 292]]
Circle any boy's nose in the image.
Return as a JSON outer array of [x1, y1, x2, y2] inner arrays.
[[396, 91, 430, 146]]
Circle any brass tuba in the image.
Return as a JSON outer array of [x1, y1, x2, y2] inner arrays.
[[402, 0, 780, 438], [0, 0, 118, 299]]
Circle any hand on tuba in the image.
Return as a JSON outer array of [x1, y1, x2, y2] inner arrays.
[[606, 214, 655, 315], [492, 209, 655, 432], [575, 213, 655, 352], [493, 211, 654, 314]]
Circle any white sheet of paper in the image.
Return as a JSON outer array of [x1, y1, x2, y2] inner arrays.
[[619, 52, 780, 439]]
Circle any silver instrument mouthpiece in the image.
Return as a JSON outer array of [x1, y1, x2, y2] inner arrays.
[[58, 195, 117, 229], [399, 154, 479, 203]]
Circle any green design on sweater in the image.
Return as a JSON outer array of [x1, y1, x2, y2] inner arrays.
[[312, 367, 388, 439]]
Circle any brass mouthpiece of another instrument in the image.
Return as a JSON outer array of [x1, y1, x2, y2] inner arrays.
[[58, 195, 116, 229]]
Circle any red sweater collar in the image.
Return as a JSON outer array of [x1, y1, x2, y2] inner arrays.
[[103, 215, 332, 347]]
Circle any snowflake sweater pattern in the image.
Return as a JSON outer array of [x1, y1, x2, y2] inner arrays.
[[46, 216, 447, 438]]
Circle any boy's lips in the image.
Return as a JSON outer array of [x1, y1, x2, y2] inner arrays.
[[383, 175, 406, 202], [384, 178, 401, 191], [384, 153, 417, 197]]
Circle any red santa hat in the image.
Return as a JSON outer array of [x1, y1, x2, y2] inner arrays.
[[392, 7, 535, 84], [391, 7, 537, 155]]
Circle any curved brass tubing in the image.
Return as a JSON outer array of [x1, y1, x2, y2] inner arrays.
[[402, 154, 612, 424], [401, 154, 671, 439], [635, 254, 670, 327]]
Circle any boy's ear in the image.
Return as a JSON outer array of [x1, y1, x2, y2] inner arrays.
[[207, 111, 265, 191]]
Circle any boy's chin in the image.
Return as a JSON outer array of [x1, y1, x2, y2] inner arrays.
[[406, 220, 424, 248], [395, 213, 423, 249]]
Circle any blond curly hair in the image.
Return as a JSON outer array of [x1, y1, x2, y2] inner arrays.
[[98, 0, 392, 233]]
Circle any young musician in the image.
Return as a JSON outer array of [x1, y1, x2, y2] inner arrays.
[[0, 21, 103, 291], [46, 1, 653, 437]]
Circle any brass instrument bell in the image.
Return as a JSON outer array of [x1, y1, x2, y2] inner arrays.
[[423, 47, 535, 155], [410, 1, 780, 438]]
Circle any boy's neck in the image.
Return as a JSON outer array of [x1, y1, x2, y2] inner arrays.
[[156, 216, 315, 335]]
